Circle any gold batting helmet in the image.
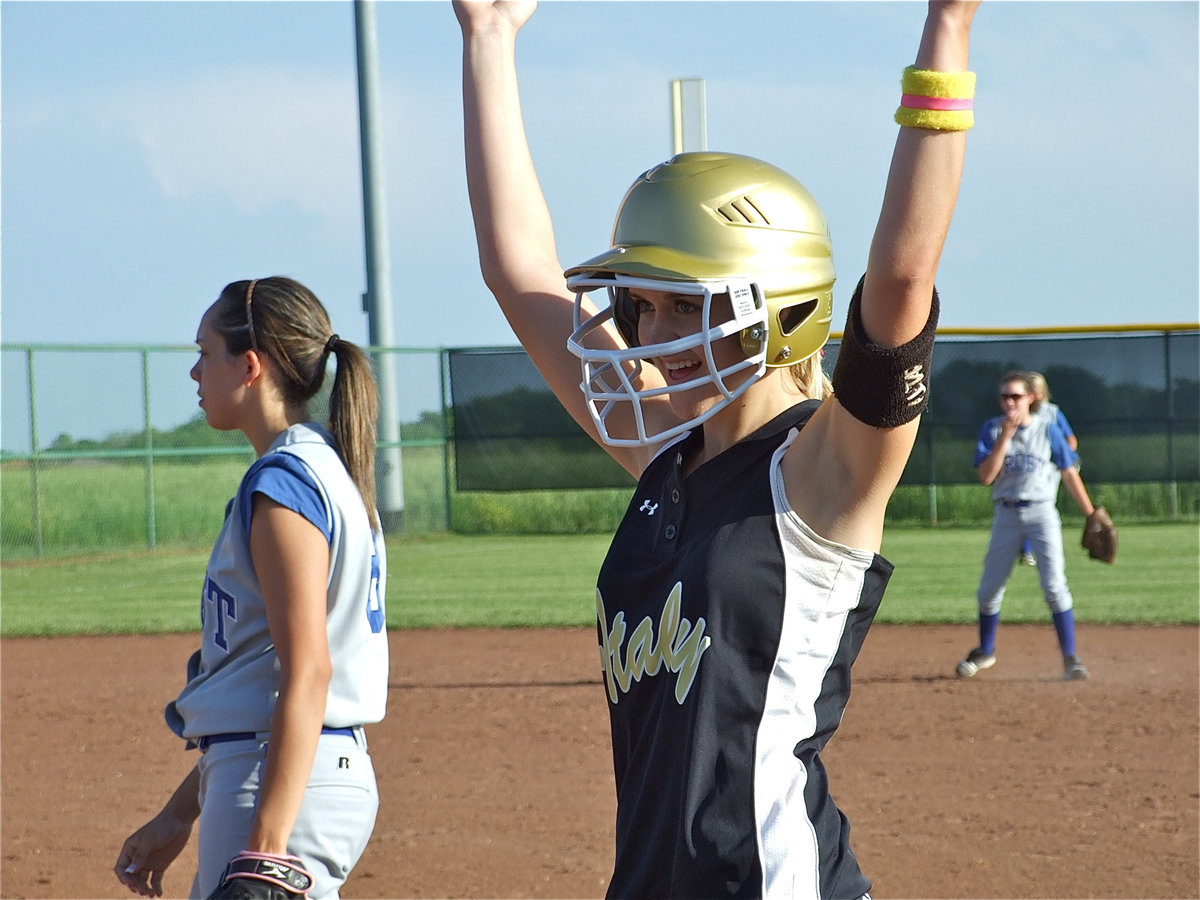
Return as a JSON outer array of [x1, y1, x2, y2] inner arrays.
[[565, 151, 835, 446]]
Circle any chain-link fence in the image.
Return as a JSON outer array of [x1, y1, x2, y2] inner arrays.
[[3, 326, 1197, 559], [449, 327, 1199, 485], [1, 344, 447, 559]]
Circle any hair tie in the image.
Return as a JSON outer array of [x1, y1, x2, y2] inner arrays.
[[245, 280, 260, 350], [324, 333, 340, 355]]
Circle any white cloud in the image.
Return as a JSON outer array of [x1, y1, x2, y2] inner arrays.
[[102, 65, 364, 227]]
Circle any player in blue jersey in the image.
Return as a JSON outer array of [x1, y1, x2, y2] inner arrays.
[[115, 277, 389, 899], [1028, 372, 1078, 452], [456, 1, 979, 895], [955, 371, 1096, 681]]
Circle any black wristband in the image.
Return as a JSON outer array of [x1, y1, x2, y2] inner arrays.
[[831, 275, 939, 428]]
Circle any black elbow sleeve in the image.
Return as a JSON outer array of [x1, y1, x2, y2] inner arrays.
[[831, 275, 939, 428]]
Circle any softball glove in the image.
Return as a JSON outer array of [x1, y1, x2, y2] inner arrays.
[[1081, 506, 1118, 564]]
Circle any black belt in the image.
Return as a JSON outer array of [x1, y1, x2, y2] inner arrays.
[[197, 726, 357, 751], [996, 499, 1035, 508]]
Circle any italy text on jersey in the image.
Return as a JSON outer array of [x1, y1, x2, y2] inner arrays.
[[597, 582, 712, 705]]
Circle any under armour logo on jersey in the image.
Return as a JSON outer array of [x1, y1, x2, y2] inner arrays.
[[903, 364, 928, 407], [639, 499, 659, 516]]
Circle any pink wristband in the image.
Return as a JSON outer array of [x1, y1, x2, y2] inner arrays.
[[900, 94, 974, 111]]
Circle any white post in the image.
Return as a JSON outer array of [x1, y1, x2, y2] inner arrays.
[[669, 77, 707, 155]]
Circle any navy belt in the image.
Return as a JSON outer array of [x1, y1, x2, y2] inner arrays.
[[197, 726, 357, 751], [996, 499, 1034, 508]]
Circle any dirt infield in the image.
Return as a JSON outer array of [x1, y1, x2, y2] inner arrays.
[[2, 624, 1197, 899]]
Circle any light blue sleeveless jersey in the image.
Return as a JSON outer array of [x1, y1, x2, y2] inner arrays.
[[1036, 400, 1076, 441], [974, 413, 1077, 503], [167, 423, 388, 740]]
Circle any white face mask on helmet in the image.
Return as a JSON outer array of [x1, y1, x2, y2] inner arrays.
[[566, 274, 769, 447], [563, 151, 836, 448]]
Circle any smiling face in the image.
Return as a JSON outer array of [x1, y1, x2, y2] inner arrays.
[[564, 274, 772, 447], [189, 304, 251, 432], [630, 286, 751, 413]]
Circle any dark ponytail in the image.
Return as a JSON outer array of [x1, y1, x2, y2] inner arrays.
[[213, 277, 380, 520]]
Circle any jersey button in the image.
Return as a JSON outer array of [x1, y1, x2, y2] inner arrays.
[[671, 488, 680, 503], [664, 524, 677, 539]]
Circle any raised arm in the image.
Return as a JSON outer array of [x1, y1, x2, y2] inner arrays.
[[792, 0, 980, 550], [863, 0, 978, 343], [455, 1, 646, 472], [456, 1, 555, 301]]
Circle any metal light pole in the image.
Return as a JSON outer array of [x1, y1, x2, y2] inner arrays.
[[354, 0, 404, 531]]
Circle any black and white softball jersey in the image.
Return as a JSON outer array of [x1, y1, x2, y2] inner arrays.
[[596, 400, 891, 899]]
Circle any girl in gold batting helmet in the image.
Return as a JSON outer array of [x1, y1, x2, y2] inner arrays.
[[456, 1, 979, 897], [564, 151, 837, 446]]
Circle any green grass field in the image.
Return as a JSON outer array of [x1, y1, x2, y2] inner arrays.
[[1, 523, 1195, 636], [5, 450, 1197, 559], [1, 450, 453, 558]]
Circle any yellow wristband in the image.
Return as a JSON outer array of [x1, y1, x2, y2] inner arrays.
[[896, 66, 976, 131], [901, 66, 976, 99], [894, 106, 974, 131]]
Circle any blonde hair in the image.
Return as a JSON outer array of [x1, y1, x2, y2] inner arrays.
[[1026, 371, 1049, 411], [789, 352, 833, 400]]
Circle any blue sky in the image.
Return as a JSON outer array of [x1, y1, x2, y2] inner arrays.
[[2, 0, 1198, 439]]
